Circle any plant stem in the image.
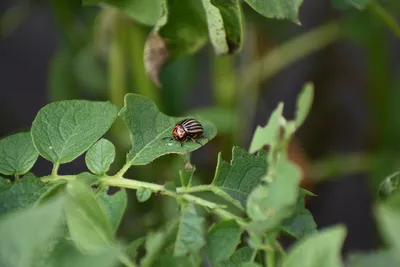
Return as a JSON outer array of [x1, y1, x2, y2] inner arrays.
[[14, 174, 19, 181], [266, 251, 275, 267], [369, 1, 400, 37], [101, 176, 247, 225], [51, 162, 60, 176]]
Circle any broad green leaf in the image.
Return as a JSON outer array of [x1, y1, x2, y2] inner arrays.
[[141, 220, 179, 267], [136, 187, 152, 202], [97, 188, 127, 231], [212, 147, 267, 209], [174, 203, 205, 256], [119, 94, 217, 165], [85, 138, 115, 175], [46, 239, 120, 267], [247, 156, 301, 231], [283, 225, 347, 267], [201, 0, 244, 55], [282, 191, 317, 239], [205, 220, 243, 265], [218, 247, 254, 267], [83, 0, 161, 26], [0, 196, 65, 267], [0, 176, 11, 193], [31, 100, 117, 164], [0, 132, 38, 176], [249, 103, 283, 154], [179, 166, 195, 187], [144, 0, 208, 86], [294, 83, 314, 128], [347, 250, 399, 267], [240, 263, 261, 267], [376, 204, 400, 252], [64, 180, 114, 253], [0, 175, 49, 216], [244, 0, 304, 22], [331, 0, 372, 9]]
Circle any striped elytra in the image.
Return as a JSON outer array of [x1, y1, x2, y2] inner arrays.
[[163, 118, 209, 147]]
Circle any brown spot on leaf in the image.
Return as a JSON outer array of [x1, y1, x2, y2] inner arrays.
[[144, 32, 169, 88]]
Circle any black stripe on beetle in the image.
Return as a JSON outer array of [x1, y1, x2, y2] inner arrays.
[[163, 118, 209, 147]]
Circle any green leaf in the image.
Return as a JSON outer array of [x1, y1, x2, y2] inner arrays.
[[218, 247, 254, 267], [201, 0, 244, 55], [153, 252, 199, 267], [212, 147, 267, 209], [96, 188, 127, 232], [283, 225, 347, 267], [136, 187, 152, 202], [0, 175, 50, 216], [0, 132, 38, 176], [331, 0, 371, 9], [119, 94, 217, 165], [46, 239, 120, 267], [174, 203, 205, 257], [246, 156, 301, 231], [0, 196, 65, 267], [347, 250, 399, 267], [64, 180, 114, 253], [376, 204, 400, 252], [249, 103, 283, 154], [144, 0, 208, 86], [141, 220, 179, 267], [244, 0, 304, 22], [240, 263, 261, 267], [85, 138, 116, 175], [282, 191, 317, 239], [205, 220, 243, 265], [83, 0, 161, 26], [31, 100, 117, 164], [294, 83, 314, 128]]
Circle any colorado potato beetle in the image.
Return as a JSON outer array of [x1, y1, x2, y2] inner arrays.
[[163, 118, 209, 147]]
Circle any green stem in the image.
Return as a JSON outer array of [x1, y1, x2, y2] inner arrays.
[[128, 22, 160, 104], [51, 162, 60, 177], [119, 253, 136, 267], [369, 1, 400, 37], [14, 174, 19, 181], [266, 251, 275, 267], [101, 176, 247, 225]]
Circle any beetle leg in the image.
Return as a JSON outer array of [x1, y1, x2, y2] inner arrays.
[[191, 138, 203, 146], [200, 135, 210, 142]]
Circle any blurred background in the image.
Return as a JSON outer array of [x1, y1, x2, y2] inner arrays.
[[1, 0, 400, 257]]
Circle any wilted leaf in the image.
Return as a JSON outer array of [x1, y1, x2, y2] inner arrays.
[[0, 132, 38, 176], [31, 100, 117, 164], [144, 0, 208, 87], [119, 94, 217, 166]]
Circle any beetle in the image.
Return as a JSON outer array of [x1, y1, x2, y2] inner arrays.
[[163, 118, 209, 147]]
